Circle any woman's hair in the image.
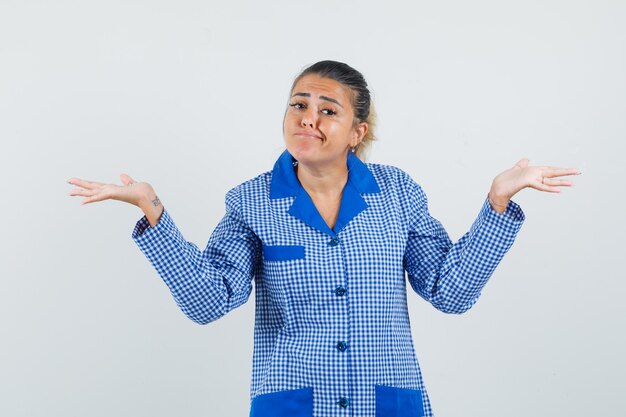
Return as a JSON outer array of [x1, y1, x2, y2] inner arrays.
[[290, 60, 377, 161]]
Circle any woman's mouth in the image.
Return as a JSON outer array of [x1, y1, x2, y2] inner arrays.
[[295, 131, 323, 140]]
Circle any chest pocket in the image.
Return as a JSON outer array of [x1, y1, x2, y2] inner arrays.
[[260, 244, 313, 310], [262, 245, 305, 261]]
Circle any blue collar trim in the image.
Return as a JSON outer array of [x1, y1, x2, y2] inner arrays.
[[269, 149, 380, 236]]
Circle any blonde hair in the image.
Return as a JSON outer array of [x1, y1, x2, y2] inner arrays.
[[353, 100, 377, 161]]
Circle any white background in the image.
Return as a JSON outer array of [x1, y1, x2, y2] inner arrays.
[[1, 1, 624, 416]]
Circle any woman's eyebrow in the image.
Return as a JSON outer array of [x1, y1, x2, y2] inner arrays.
[[292, 92, 343, 108]]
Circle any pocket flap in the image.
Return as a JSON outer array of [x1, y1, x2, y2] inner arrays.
[[263, 245, 305, 261]]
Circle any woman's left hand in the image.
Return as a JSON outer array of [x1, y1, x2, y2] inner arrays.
[[488, 158, 581, 213]]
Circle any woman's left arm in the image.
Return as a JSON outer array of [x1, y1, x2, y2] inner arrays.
[[487, 158, 581, 213], [404, 159, 580, 314]]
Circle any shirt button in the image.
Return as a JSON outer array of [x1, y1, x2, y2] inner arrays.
[[336, 341, 347, 352], [334, 286, 346, 296], [337, 397, 349, 408], [328, 237, 340, 246]]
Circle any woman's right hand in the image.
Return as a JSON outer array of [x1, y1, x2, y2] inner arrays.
[[67, 173, 151, 207], [68, 173, 164, 226]]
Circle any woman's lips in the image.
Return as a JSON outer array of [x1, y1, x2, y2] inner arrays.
[[294, 132, 323, 140]]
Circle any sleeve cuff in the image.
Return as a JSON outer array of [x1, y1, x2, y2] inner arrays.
[[131, 208, 172, 240], [481, 195, 525, 230]]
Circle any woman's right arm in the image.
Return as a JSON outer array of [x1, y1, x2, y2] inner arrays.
[[137, 186, 164, 227], [68, 174, 261, 325], [131, 185, 261, 325]]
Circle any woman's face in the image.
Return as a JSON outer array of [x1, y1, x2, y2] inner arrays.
[[283, 74, 367, 169]]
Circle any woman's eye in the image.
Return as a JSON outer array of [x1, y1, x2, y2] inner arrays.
[[288, 103, 335, 116]]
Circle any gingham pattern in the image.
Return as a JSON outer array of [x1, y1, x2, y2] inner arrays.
[[132, 150, 525, 417]]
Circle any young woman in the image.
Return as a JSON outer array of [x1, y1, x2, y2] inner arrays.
[[68, 60, 580, 417]]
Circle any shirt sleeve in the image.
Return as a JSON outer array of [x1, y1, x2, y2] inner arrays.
[[403, 175, 525, 314], [131, 185, 261, 324]]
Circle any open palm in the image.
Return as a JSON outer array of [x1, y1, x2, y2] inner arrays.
[[68, 173, 150, 207], [490, 159, 580, 204]]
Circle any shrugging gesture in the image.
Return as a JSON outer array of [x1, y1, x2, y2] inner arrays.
[[488, 158, 581, 213], [68, 173, 164, 226]]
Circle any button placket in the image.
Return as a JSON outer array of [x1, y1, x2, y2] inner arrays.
[[328, 233, 351, 411]]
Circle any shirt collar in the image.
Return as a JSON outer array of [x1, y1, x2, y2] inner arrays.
[[269, 149, 380, 236], [269, 149, 380, 198]]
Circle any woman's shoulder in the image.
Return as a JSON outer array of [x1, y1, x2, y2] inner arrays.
[[365, 161, 409, 176], [364, 161, 422, 190], [364, 162, 429, 210], [225, 171, 272, 198]]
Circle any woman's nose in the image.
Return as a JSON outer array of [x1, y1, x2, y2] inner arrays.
[[300, 108, 317, 128]]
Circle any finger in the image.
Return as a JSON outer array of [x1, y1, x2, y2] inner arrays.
[[120, 173, 135, 186], [69, 187, 97, 197], [79, 193, 107, 205], [68, 178, 105, 188], [546, 165, 580, 172], [543, 167, 581, 177], [68, 185, 88, 192], [542, 178, 575, 187], [80, 198, 99, 205], [532, 179, 562, 193], [515, 158, 530, 169]]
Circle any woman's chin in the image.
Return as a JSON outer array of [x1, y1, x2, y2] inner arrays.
[[286, 143, 318, 162]]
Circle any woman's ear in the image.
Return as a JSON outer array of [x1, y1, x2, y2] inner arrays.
[[352, 122, 368, 147]]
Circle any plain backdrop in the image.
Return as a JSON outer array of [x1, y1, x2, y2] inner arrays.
[[1, 1, 624, 416]]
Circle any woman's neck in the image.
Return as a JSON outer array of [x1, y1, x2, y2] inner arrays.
[[295, 159, 349, 197]]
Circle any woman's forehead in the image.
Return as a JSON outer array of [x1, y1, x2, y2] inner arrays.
[[291, 74, 353, 104]]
